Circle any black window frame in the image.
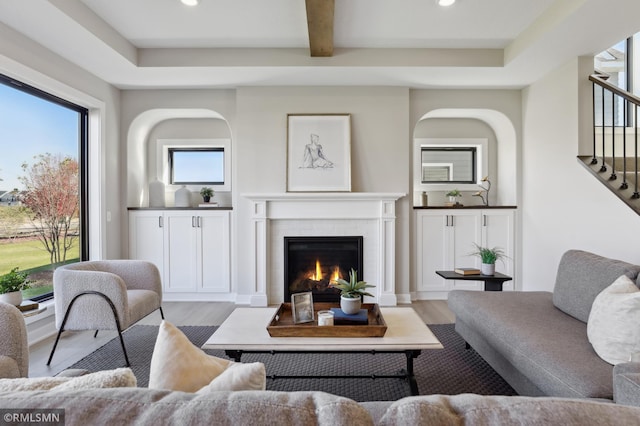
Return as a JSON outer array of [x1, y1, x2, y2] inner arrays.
[[0, 73, 89, 299], [169, 147, 225, 185], [420, 146, 477, 184]]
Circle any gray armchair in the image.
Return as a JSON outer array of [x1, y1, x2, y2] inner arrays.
[[0, 301, 29, 378], [47, 260, 164, 367]]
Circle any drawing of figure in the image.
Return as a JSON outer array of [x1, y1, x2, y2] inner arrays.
[[302, 133, 333, 168]]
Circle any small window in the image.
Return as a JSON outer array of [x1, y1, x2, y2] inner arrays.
[[169, 148, 224, 185], [421, 147, 476, 184]]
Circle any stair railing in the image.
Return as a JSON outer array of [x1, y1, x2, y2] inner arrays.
[[589, 73, 640, 199]]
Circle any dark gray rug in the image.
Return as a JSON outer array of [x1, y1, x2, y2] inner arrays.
[[68, 324, 516, 402]]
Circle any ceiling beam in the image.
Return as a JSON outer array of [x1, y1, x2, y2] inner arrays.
[[305, 0, 334, 57]]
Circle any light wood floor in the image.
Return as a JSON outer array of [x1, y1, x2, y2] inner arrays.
[[28, 300, 454, 378]]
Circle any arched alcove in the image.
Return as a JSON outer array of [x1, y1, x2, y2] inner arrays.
[[126, 108, 232, 207], [414, 109, 517, 205]]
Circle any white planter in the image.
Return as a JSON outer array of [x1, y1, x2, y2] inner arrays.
[[340, 295, 362, 315], [481, 263, 495, 276], [0, 291, 22, 306]]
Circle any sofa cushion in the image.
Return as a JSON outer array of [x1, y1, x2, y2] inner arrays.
[[377, 394, 640, 425], [588, 275, 640, 365], [449, 290, 613, 398], [0, 368, 136, 392], [614, 362, 640, 407], [149, 320, 265, 393], [0, 389, 374, 426], [552, 250, 640, 323]]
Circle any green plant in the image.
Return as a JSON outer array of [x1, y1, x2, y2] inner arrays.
[[330, 269, 375, 299], [446, 189, 462, 197], [470, 244, 507, 265], [199, 187, 214, 198], [0, 267, 32, 294]]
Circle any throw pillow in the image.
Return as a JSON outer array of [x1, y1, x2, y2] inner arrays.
[[148, 320, 265, 393], [0, 368, 136, 392], [587, 275, 640, 365]]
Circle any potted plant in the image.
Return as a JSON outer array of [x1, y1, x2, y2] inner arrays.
[[0, 267, 32, 306], [445, 189, 462, 204], [470, 244, 507, 276], [199, 187, 214, 203], [330, 269, 375, 315]]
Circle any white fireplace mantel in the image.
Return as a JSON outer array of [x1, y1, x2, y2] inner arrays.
[[243, 192, 405, 307]]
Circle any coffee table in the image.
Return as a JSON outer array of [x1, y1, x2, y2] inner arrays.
[[202, 306, 443, 395]]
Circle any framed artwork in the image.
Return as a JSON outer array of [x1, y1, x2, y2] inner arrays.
[[291, 291, 315, 324], [287, 114, 351, 192]]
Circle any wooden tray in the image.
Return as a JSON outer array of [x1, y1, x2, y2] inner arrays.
[[267, 303, 387, 337]]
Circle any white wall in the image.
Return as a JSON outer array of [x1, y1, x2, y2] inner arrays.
[[521, 58, 640, 291]]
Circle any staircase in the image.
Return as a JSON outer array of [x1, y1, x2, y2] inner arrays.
[[578, 73, 640, 215]]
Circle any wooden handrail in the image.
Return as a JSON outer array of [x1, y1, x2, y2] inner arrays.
[[590, 73, 640, 106]]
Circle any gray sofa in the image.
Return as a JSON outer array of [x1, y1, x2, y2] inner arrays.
[[448, 249, 640, 402], [1, 388, 640, 425]]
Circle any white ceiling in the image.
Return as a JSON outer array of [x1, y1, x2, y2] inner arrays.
[[1, 0, 640, 89]]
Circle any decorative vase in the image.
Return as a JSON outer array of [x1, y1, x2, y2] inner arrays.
[[340, 295, 361, 315], [481, 263, 495, 276], [148, 179, 165, 208], [175, 185, 191, 207], [0, 291, 22, 306]]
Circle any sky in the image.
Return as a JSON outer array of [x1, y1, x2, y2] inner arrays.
[[0, 82, 79, 192]]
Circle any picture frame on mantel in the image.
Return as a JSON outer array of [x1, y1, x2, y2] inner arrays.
[[287, 113, 351, 192]]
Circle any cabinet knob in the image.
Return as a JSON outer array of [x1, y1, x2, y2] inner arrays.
[[158, 216, 163, 228]]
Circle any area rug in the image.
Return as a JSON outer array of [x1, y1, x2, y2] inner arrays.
[[68, 324, 516, 402]]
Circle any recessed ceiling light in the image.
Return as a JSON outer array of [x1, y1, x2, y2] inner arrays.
[[438, 0, 456, 6], [181, 0, 199, 6]]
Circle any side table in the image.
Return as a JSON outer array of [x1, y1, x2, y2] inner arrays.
[[435, 270, 512, 291]]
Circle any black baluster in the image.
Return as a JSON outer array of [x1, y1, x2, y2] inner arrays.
[[610, 91, 617, 181], [621, 99, 629, 189], [591, 81, 598, 164], [633, 105, 640, 199], [600, 86, 607, 172]]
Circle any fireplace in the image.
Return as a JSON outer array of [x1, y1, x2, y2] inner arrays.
[[284, 236, 364, 302]]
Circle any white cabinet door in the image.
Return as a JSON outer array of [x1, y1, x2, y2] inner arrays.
[[416, 212, 449, 292], [128, 211, 165, 277], [198, 211, 231, 293], [165, 212, 199, 292], [481, 209, 515, 290], [449, 211, 483, 290]]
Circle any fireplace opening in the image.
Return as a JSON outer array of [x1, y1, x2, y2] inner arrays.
[[284, 236, 363, 302]]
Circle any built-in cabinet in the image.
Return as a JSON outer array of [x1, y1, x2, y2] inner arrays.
[[128, 209, 231, 300], [415, 208, 515, 298]]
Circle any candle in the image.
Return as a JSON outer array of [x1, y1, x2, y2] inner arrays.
[[317, 310, 334, 326]]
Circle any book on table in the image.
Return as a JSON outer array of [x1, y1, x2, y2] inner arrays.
[[454, 267, 481, 275], [330, 308, 369, 325], [17, 300, 39, 312]]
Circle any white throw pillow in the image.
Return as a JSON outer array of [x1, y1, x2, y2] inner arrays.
[[587, 275, 640, 365], [148, 320, 266, 393], [0, 368, 136, 392]]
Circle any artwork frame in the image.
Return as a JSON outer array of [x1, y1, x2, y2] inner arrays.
[[287, 113, 351, 192], [291, 291, 315, 324]]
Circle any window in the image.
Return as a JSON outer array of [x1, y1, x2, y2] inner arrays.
[[169, 148, 224, 185], [0, 74, 88, 301], [594, 34, 640, 126], [421, 147, 477, 184]]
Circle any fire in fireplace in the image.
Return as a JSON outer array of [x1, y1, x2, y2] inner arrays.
[[284, 236, 363, 302]]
